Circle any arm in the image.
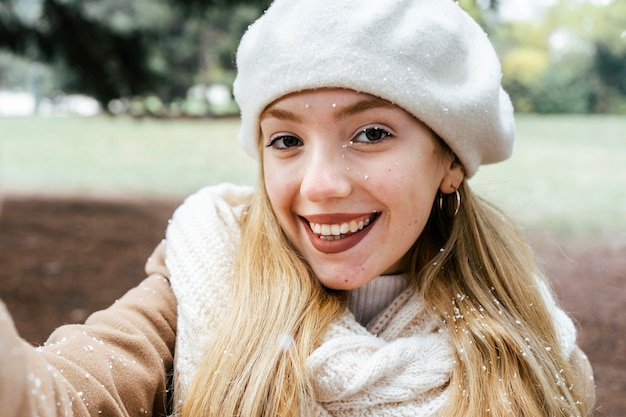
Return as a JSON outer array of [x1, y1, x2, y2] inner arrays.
[[0, 242, 176, 417]]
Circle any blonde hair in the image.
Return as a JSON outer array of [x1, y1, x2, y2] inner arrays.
[[181, 160, 592, 417], [411, 181, 591, 416], [180, 167, 345, 417]]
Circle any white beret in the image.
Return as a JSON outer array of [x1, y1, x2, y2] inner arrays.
[[233, 0, 515, 177]]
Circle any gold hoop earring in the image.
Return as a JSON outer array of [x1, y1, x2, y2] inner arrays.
[[438, 189, 461, 217]]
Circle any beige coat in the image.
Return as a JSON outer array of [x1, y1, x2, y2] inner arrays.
[[0, 242, 175, 417]]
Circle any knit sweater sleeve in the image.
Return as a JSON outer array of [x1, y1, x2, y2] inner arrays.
[[0, 242, 176, 417]]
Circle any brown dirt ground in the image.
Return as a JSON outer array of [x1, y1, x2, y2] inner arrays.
[[0, 197, 624, 416]]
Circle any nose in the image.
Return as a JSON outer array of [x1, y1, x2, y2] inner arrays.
[[299, 145, 352, 203]]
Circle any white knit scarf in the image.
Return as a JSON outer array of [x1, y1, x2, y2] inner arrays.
[[165, 184, 577, 416], [308, 289, 453, 416]]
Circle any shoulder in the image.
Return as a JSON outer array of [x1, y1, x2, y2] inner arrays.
[[164, 183, 252, 312], [173, 183, 253, 221], [534, 275, 578, 357], [166, 183, 253, 254], [165, 183, 253, 282]]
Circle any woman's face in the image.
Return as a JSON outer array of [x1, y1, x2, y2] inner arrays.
[[261, 89, 462, 290]]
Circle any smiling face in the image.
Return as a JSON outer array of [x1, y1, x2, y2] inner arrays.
[[260, 89, 463, 290]]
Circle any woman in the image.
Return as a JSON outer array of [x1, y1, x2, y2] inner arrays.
[[0, 0, 595, 416]]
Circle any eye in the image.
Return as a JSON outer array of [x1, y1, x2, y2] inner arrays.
[[353, 127, 393, 144], [266, 135, 303, 149]]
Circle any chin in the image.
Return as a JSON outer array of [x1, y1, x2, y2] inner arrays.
[[315, 271, 375, 291]]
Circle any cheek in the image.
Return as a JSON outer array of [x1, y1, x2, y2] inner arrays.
[[366, 158, 419, 193], [369, 158, 439, 215], [263, 162, 298, 219], [263, 167, 282, 210]]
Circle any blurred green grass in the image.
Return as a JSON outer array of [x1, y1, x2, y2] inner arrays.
[[471, 114, 625, 239], [1, 114, 624, 239], [0, 116, 257, 198]]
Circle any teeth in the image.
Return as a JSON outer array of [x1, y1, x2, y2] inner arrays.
[[309, 216, 373, 237]]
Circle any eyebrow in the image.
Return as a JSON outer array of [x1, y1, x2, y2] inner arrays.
[[335, 97, 396, 120], [260, 108, 303, 123], [260, 97, 396, 123]]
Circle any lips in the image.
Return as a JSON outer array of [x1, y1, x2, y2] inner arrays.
[[301, 213, 379, 253]]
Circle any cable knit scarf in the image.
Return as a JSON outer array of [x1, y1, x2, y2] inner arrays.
[[308, 289, 453, 416], [165, 184, 577, 416]]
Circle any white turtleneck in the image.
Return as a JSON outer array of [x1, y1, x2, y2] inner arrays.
[[347, 274, 410, 326]]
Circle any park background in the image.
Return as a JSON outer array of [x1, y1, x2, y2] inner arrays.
[[0, 0, 625, 416]]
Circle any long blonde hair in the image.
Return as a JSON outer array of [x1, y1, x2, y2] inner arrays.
[[180, 169, 345, 417], [181, 168, 591, 417], [411, 181, 590, 416]]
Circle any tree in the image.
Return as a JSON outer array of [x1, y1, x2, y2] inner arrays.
[[543, 0, 626, 113], [0, 0, 267, 111], [491, 0, 626, 114]]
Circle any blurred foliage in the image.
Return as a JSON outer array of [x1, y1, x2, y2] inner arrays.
[[1, 0, 625, 115], [495, 0, 626, 114], [457, 0, 500, 26], [0, 0, 266, 113]]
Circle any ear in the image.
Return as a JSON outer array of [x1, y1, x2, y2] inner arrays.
[[439, 158, 465, 193]]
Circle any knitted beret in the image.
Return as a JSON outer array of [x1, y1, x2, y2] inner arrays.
[[233, 0, 515, 177]]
